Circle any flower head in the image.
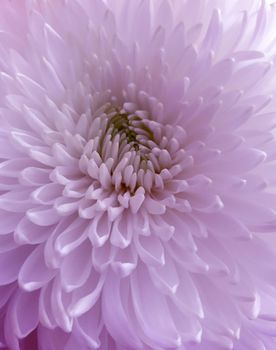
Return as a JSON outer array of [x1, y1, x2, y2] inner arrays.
[[1, 0, 276, 349]]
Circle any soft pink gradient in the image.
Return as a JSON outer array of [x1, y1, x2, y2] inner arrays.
[[0, 0, 276, 349]]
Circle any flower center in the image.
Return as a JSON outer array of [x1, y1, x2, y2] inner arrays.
[[102, 107, 154, 160], [81, 101, 186, 212]]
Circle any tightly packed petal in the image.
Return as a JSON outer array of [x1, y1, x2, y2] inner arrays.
[[0, 0, 276, 349]]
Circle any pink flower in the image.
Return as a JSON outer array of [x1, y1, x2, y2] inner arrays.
[[0, 0, 276, 349]]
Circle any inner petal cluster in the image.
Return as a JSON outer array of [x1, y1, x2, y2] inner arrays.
[[78, 102, 186, 218]]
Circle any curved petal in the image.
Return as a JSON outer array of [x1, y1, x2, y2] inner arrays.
[[11, 290, 39, 339], [102, 271, 143, 349], [130, 264, 181, 348], [18, 244, 56, 291]]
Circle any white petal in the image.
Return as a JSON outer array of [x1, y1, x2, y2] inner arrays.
[[54, 218, 88, 256], [18, 244, 55, 291], [74, 302, 102, 349], [0, 246, 32, 285], [149, 252, 179, 295], [60, 241, 92, 292], [39, 281, 57, 329], [111, 245, 138, 278], [11, 290, 39, 338], [131, 264, 181, 348], [102, 272, 143, 349], [14, 216, 52, 244], [69, 272, 105, 318], [27, 206, 60, 226], [135, 234, 165, 266]]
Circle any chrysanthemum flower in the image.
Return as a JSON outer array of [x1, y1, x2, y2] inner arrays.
[[1, 0, 276, 349]]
